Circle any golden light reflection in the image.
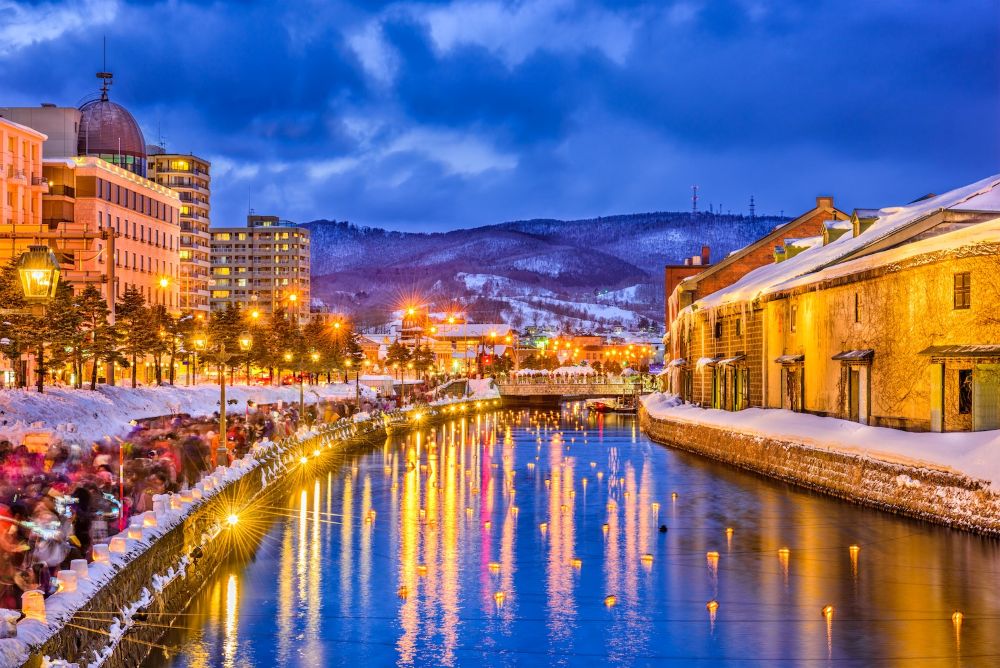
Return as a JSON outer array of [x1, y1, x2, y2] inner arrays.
[[222, 574, 238, 668]]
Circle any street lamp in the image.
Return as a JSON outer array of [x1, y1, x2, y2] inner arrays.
[[15, 245, 60, 393], [239, 332, 253, 385], [17, 245, 60, 304], [192, 333, 207, 385]]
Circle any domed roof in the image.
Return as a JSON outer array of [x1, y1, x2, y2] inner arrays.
[[77, 80, 147, 177]]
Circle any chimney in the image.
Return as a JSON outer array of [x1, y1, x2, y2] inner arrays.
[[683, 258, 691, 266], [816, 196, 834, 210], [700, 245, 710, 265], [691, 255, 702, 266]]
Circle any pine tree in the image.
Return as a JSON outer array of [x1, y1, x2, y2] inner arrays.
[[0, 259, 31, 388], [48, 283, 84, 387], [75, 285, 118, 390], [117, 285, 155, 388]]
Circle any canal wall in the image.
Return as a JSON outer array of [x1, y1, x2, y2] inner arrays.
[[9, 402, 486, 668], [639, 406, 1000, 536]]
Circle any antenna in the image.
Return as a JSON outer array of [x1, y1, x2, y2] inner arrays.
[[691, 185, 699, 215], [749, 195, 756, 220], [96, 36, 113, 101]]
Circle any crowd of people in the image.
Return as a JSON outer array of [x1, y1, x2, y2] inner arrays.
[[0, 399, 353, 611]]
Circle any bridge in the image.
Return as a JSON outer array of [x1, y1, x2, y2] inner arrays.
[[497, 379, 650, 406]]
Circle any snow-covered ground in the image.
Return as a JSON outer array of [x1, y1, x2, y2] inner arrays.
[[641, 393, 1000, 488], [0, 383, 365, 447]]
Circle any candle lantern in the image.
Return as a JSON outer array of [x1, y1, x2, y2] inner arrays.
[[56, 570, 78, 593], [170, 494, 183, 511], [127, 518, 144, 540], [0, 610, 17, 638], [142, 512, 158, 528], [92, 544, 110, 563], [21, 590, 45, 623], [109, 536, 127, 553], [71, 559, 89, 579]]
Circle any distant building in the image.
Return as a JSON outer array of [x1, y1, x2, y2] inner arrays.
[[148, 150, 211, 313], [663, 245, 711, 324], [0, 115, 47, 231], [210, 214, 311, 320]]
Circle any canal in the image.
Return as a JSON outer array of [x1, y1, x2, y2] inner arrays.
[[147, 406, 1000, 666]]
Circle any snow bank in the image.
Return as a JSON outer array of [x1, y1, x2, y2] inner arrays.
[[0, 383, 362, 446], [641, 394, 1000, 488]]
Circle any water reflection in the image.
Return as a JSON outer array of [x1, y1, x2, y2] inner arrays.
[[150, 406, 1000, 667]]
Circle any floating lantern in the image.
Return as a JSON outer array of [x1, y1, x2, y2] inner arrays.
[[142, 512, 158, 528], [952, 611, 964, 625], [397, 586, 408, 599], [484, 521, 492, 530], [109, 536, 128, 553], [92, 544, 110, 563], [417, 564, 428, 577], [623, 491, 630, 499], [560, 504, 568, 514], [590, 462, 596, 468], [606, 501, 616, 512], [604, 595, 617, 608], [778, 547, 790, 558], [510, 506, 519, 516], [544, 479, 551, 489], [822, 604, 834, 619], [571, 558, 582, 569], [466, 507, 474, 518], [597, 472, 604, 481], [493, 591, 506, 606], [21, 590, 45, 623], [671, 492, 678, 500], [71, 559, 89, 580], [419, 508, 426, 520], [384, 466, 392, 475], [651, 502, 660, 512], [56, 570, 78, 593], [539, 522, 548, 534], [641, 553, 654, 566], [488, 562, 501, 574], [470, 487, 479, 494], [706, 600, 719, 613], [602, 523, 610, 536]]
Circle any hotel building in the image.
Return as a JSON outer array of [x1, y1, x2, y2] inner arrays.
[[210, 214, 310, 320], [148, 151, 211, 313]]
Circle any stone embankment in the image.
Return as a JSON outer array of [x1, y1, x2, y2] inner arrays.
[[640, 406, 1000, 536], [11, 401, 493, 668]]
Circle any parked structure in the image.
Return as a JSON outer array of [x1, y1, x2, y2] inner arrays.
[[666, 175, 1000, 432]]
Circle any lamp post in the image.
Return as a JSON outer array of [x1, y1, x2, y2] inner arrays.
[[239, 332, 253, 385], [15, 245, 60, 393], [192, 333, 207, 385]]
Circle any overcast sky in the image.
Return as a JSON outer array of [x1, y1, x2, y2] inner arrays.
[[1, 0, 997, 231]]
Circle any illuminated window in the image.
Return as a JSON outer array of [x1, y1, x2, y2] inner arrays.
[[170, 160, 189, 171], [958, 369, 972, 414]]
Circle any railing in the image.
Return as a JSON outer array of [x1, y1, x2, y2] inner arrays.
[[48, 184, 75, 197]]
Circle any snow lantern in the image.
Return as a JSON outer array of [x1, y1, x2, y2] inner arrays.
[[21, 590, 45, 623], [92, 543, 110, 563], [179, 490, 194, 505], [56, 570, 78, 593], [71, 559, 89, 579], [142, 511, 158, 528], [127, 518, 144, 540], [109, 536, 127, 553], [169, 494, 183, 511]]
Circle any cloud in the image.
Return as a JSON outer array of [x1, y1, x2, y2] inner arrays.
[[417, 0, 638, 66], [0, 0, 996, 233], [0, 0, 118, 55]]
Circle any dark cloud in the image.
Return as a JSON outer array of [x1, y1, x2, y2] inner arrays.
[[0, 0, 996, 231]]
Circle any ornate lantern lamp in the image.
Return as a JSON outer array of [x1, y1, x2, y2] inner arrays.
[[16, 245, 60, 303]]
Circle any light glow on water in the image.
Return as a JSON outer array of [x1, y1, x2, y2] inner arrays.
[[151, 407, 1000, 667]]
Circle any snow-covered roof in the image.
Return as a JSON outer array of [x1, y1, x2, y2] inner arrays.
[[774, 216, 1000, 294], [431, 323, 512, 339], [692, 174, 1000, 310]]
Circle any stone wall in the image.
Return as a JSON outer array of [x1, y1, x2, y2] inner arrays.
[[640, 406, 1000, 536]]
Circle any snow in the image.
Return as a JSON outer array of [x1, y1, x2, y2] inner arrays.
[[775, 216, 1000, 292], [0, 383, 361, 447], [551, 366, 595, 375], [641, 393, 1000, 488], [692, 173, 1000, 310]]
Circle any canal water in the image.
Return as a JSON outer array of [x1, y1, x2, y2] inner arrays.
[[148, 406, 1000, 667]]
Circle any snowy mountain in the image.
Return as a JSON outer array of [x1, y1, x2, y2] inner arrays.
[[305, 212, 785, 330]]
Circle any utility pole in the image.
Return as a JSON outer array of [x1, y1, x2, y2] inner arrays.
[[691, 185, 699, 215], [749, 195, 756, 221]]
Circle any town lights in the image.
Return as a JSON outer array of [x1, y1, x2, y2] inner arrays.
[[284, 352, 293, 362], [158, 276, 170, 289], [250, 309, 260, 320], [310, 352, 320, 363], [288, 293, 298, 303], [193, 335, 207, 351], [226, 514, 239, 526], [16, 245, 60, 303], [238, 333, 253, 352]]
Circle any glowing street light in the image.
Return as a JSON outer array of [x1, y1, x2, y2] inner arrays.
[[16, 245, 60, 304]]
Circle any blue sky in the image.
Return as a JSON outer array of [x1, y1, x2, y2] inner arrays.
[[1, 0, 997, 231]]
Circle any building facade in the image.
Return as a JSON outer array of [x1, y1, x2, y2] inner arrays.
[[0, 116, 47, 232], [148, 151, 211, 313], [667, 174, 1000, 432], [210, 214, 311, 320]]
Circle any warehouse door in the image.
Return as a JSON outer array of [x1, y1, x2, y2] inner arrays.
[[973, 365, 1000, 431]]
